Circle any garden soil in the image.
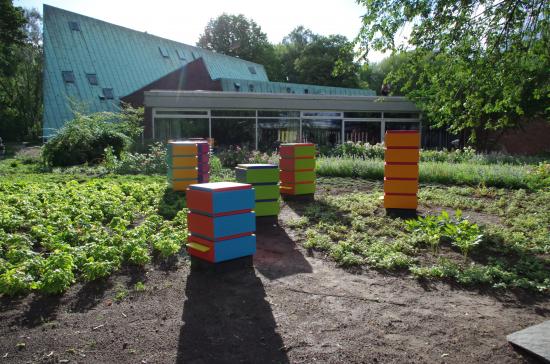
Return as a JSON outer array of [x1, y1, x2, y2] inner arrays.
[[1, 182, 548, 363]]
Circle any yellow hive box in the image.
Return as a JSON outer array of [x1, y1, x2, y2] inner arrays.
[[171, 144, 197, 155], [385, 131, 420, 148], [172, 156, 199, 168], [384, 194, 418, 209], [384, 148, 420, 163], [384, 178, 418, 194], [171, 168, 198, 179], [171, 180, 198, 191], [384, 163, 419, 179]]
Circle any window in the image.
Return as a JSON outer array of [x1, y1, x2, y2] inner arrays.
[[304, 89, 309, 94], [248, 66, 257, 75], [302, 119, 342, 146], [68, 21, 80, 31], [234, 82, 240, 92], [86, 73, 98, 85], [176, 49, 186, 60], [211, 110, 255, 117], [62, 71, 75, 83], [102, 88, 114, 100], [384, 112, 420, 119], [258, 110, 300, 118], [344, 121, 381, 144], [302, 111, 342, 117], [159, 47, 169, 58], [258, 118, 300, 151], [248, 84, 255, 92], [156, 110, 208, 116], [344, 112, 382, 119]]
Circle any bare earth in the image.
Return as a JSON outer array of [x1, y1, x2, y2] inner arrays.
[[0, 182, 548, 363]]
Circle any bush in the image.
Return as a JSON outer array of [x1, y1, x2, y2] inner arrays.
[[216, 145, 252, 167], [329, 141, 385, 159], [42, 108, 143, 167], [105, 142, 167, 175], [215, 145, 279, 168]]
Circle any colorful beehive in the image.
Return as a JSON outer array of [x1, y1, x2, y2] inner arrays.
[[384, 131, 420, 210], [166, 140, 209, 191], [186, 182, 256, 263], [279, 143, 316, 196], [236, 164, 280, 217]]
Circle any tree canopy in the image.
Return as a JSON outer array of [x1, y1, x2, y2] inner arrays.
[[278, 27, 360, 88], [0, 4, 42, 141], [356, 0, 550, 145], [197, 14, 279, 78]]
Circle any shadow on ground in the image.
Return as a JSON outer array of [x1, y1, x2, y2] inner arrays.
[[254, 217, 313, 280], [176, 259, 290, 363]]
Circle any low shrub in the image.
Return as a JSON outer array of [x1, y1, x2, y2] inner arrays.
[[105, 142, 167, 175], [42, 107, 143, 167]]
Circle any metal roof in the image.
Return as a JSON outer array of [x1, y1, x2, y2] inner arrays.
[[42, 5, 268, 137], [218, 78, 376, 96]]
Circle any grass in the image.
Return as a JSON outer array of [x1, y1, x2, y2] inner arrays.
[[316, 157, 549, 190], [286, 182, 550, 293]]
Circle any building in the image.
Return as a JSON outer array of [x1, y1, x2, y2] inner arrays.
[[43, 5, 421, 149]]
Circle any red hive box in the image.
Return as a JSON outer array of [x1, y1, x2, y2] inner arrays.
[[279, 143, 316, 196]]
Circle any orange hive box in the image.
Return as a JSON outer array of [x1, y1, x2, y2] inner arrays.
[[384, 193, 418, 209], [383, 130, 420, 210]]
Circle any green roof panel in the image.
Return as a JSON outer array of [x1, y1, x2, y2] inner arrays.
[[43, 5, 268, 137]]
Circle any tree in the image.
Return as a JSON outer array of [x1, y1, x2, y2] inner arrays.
[[359, 52, 411, 95], [0, 0, 26, 78], [356, 0, 550, 146], [197, 14, 280, 79], [278, 27, 361, 88], [0, 5, 43, 141]]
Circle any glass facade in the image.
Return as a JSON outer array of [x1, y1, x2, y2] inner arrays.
[[301, 119, 341, 146], [344, 121, 381, 144], [152, 108, 421, 149], [211, 118, 255, 148], [258, 118, 300, 151], [154, 118, 208, 141]]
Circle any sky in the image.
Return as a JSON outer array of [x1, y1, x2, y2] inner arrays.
[[14, 0, 390, 62]]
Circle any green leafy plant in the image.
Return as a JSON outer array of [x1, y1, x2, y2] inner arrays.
[[443, 217, 484, 261], [42, 107, 143, 167]]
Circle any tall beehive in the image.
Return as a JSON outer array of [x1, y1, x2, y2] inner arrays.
[[186, 182, 256, 263], [235, 164, 280, 217], [279, 143, 316, 196], [383, 131, 420, 209], [166, 141, 209, 192]]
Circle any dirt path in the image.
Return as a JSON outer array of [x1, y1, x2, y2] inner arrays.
[[1, 201, 548, 363]]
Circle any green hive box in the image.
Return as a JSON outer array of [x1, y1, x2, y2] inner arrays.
[[236, 164, 279, 184], [253, 184, 280, 200], [279, 143, 316, 158], [255, 200, 280, 217], [280, 157, 316, 171], [235, 164, 280, 217]]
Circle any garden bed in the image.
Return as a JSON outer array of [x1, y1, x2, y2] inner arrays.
[[0, 172, 548, 363]]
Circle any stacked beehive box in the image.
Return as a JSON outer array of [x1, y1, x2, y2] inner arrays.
[[166, 140, 209, 191], [279, 143, 316, 196], [235, 164, 280, 217], [186, 182, 256, 263], [383, 131, 420, 210]]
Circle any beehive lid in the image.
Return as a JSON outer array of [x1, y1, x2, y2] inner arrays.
[[279, 143, 315, 147], [385, 130, 419, 134], [170, 140, 208, 145], [237, 164, 278, 169], [189, 182, 251, 192]]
